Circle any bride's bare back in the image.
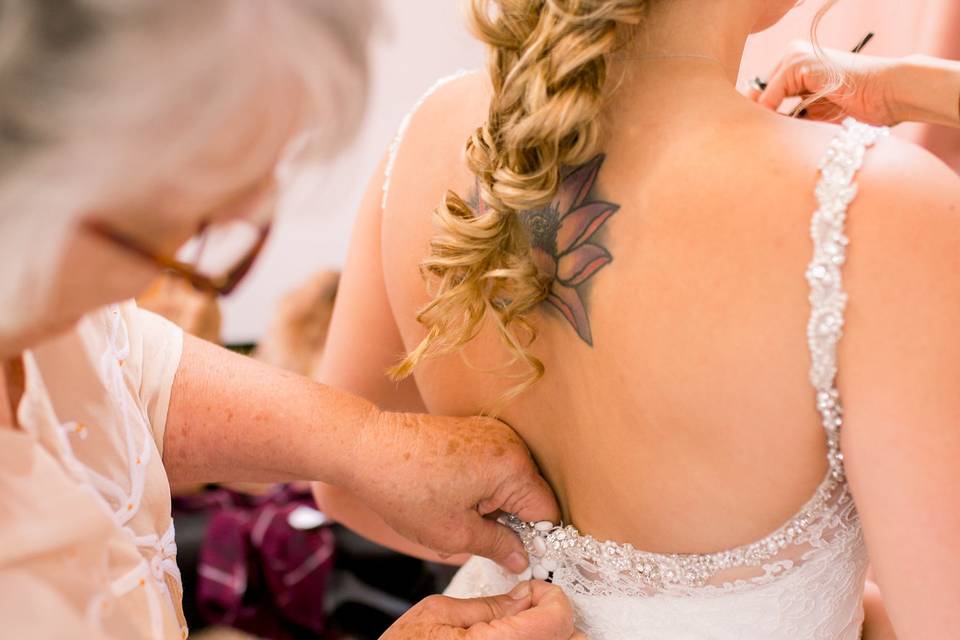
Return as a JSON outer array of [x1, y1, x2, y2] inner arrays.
[[318, 4, 960, 636], [376, 68, 888, 544]]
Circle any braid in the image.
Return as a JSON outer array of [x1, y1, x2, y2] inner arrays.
[[391, 0, 645, 398]]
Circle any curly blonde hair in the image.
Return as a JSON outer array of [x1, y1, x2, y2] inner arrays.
[[391, 0, 646, 396]]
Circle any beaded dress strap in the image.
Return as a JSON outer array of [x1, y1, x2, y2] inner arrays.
[[381, 69, 474, 211], [806, 118, 888, 480]]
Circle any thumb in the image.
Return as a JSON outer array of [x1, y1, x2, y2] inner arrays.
[[467, 512, 530, 574], [496, 581, 577, 639], [422, 583, 535, 628], [504, 473, 561, 526]]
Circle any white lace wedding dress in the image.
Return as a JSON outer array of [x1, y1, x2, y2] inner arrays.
[[440, 119, 888, 639]]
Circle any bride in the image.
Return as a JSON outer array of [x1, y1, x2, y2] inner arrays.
[[313, 0, 960, 637]]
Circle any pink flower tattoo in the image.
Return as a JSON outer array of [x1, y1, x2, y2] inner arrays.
[[522, 155, 618, 346]]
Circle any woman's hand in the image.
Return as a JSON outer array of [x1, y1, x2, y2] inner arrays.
[[345, 411, 560, 574], [748, 40, 901, 125], [748, 40, 960, 128], [382, 581, 584, 640]]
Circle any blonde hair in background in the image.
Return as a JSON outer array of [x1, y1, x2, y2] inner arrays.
[[390, 0, 646, 398]]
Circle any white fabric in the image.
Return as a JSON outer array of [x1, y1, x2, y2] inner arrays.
[[1, 302, 187, 638], [445, 119, 888, 640]]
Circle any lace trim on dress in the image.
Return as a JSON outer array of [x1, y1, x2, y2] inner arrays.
[[505, 118, 888, 598], [503, 476, 865, 597]]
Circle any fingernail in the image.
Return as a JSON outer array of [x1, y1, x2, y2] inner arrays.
[[506, 552, 528, 574], [509, 581, 531, 601]]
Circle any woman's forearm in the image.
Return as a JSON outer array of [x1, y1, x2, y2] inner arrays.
[[889, 55, 960, 128], [163, 333, 375, 487], [162, 335, 560, 572]]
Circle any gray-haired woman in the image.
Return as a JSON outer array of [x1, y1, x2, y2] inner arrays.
[[0, 2, 573, 637]]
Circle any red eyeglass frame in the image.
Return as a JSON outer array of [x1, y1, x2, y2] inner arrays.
[[83, 219, 272, 297]]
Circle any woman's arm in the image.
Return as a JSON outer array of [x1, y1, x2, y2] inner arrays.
[[308, 151, 469, 564], [162, 328, 558, 572], [841, 140, 960, 637], [163, 333, 375, 487], [886, 55, 960, 128]]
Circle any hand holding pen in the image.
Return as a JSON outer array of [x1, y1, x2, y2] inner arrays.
[[747, 34, 960, 129]]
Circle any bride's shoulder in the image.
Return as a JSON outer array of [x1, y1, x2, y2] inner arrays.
[[766, 114, 960, 231], [392, 69, 490, 166], [843, 123, 960, 247], [789, 116, 957, 202], [381, 69, 489, 221], [826, 120, 960, 347], [379, 69, 490, 277]]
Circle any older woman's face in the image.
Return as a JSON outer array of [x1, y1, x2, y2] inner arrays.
[[19, 89, 302, 353]]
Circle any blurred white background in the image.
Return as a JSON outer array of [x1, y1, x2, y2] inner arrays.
[[221, 0, 957, 344]]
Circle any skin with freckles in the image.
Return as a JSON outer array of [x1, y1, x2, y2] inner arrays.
[[345, 411, 552, 566], [165, 333, 557, 573]]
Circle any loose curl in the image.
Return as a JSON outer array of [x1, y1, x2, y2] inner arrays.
[[391, 0, 646, 397]]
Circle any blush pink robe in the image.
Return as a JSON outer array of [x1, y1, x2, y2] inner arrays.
[[0, 303, 186, 638]]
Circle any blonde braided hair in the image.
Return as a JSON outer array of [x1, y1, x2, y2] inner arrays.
[[390, 0, 646, 397]]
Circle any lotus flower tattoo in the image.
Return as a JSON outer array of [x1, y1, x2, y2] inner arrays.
[[522, 154, 619, 346]]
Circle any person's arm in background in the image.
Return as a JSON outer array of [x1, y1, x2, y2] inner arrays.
[[307, 152, 471, 565], [914, 2, 960, 165], [885, 54, 960, 127], [749, 41, 960, 128]]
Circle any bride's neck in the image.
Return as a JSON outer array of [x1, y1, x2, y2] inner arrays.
[[607, 1, 757, 121]]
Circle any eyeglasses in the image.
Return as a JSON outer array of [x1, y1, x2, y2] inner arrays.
[[85, 218, 271, 297], [85, 217, 272, 297], [83, 170, 280, 297]]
